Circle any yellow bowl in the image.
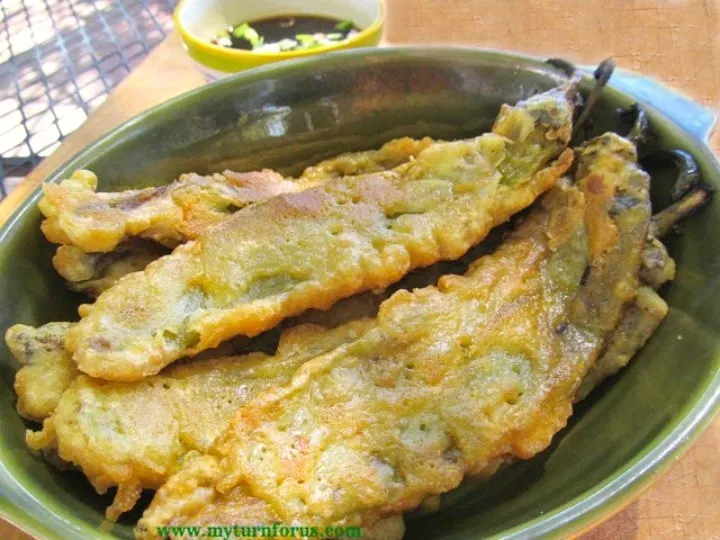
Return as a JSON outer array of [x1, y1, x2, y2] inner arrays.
[[174, 0, 386, 79]]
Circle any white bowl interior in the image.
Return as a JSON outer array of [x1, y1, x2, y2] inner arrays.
[[178, 0, 382, 42]]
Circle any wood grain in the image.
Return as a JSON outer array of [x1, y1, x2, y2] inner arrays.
[[383, 0, 720, 152], [1, 1, 718, 538]]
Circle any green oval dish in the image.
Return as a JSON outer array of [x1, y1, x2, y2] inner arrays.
[[0, 48, 718, 540]]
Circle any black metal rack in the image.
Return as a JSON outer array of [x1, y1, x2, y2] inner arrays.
[[0, 0, 177, 198]]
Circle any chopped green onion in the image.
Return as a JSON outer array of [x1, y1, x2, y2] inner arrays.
[[232, 23, 264, 48], [335, 20, 354, 31], [217, 18, 356, 53], [231, 23, 248, 38], [278, 38, 299, 51], [254, 42, 282, 53], [295, 34, 322, 50]]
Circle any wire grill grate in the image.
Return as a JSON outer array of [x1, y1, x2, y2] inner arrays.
[[0, 0, 177, 198]]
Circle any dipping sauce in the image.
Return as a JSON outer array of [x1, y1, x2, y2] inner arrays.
[[211, 15, 360, 53]]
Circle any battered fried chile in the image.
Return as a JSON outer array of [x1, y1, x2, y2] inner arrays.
[[41, 138, 434, 297], [134, 134, 653, 538], [25, 321, 373, 521], [15, 133, 708, 526], [65, 83, 577, 382], [7, 323, 78, 422]]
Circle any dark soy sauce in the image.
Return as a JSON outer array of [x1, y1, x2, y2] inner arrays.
[[211, 15, 360, 53]]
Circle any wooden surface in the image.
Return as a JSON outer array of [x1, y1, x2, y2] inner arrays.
[[1, 0, 719, 538]]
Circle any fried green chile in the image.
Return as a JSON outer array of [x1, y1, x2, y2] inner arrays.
[[67, 82, 578, 381], [24, 133, 683, 528], [135, 133, 651, 538], [45, 138, 433, 297]]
